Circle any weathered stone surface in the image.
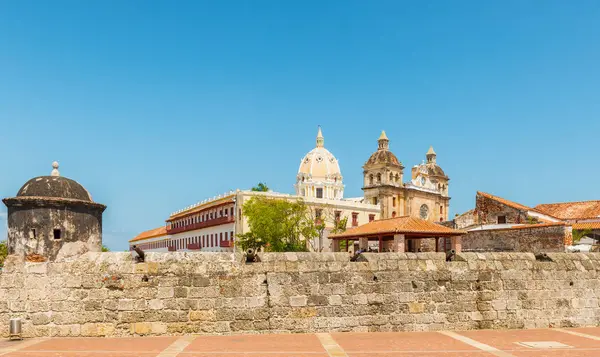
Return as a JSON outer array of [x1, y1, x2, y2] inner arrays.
[[463, 225, 569, 253], [2, 252, 600, 337]]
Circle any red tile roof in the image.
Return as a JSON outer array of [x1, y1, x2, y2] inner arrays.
[[534, 201, 600, 220], [506, 222, 566, 230], [572, 222, 600, 230], [129, 226, 167, 243], [477, 191, 533, 211], [467, 222, 567, 232], [329, 216, 466, 239]]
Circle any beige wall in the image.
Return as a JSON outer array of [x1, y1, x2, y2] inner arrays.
[[5, 251, 600, 337], [128, 235, 169, 252], [170, 224, 235, 252], [406, 191, 449, 222], [463, 225, 570, 253], [367, 186, 449, 222]]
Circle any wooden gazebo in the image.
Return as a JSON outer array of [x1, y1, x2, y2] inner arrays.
[[329, 216, 466, 253]]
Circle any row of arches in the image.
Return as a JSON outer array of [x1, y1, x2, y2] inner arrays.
[[368, 172, 400, 185]]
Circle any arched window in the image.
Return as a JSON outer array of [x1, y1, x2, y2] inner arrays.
[[369, 174, 373, 185], [395, 174, 399, 182], [376, 173, 381, 183], [392, 211, 397, 218], [389, 173, 393, 182]]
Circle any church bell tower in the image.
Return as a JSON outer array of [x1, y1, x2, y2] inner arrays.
[[362, 131, 405, 219]]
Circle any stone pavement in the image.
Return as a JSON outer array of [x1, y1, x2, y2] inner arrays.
[[3, 328, 600, 356]]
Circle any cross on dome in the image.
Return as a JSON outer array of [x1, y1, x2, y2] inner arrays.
[[51, 161, 60, 177]]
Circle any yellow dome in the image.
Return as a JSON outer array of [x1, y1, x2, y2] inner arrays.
[[295, 127, 344, 200], [298, 146, 342, 179]]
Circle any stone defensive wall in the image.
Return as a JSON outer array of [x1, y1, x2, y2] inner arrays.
[[463, 224, 571, 253], [1, 251, 599, 338]]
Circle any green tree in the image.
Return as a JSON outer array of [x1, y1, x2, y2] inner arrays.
[[573, 229, 593, 244], [526, 216, 540, 224], [236, 196, 316, 252], [101, 245, 110, 252], [306, 205, 349, 252], [331, 216, 352, 251], [0, 240, 8, 268], [251, 182, 269, 192]]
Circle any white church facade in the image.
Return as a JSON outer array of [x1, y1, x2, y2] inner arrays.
[[130, 127, 450, 253]]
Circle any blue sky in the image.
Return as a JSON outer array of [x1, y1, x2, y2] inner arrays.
[[1, 1, 599, 250]]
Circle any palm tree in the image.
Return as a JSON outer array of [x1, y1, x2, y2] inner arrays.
[[251, 182, 269, 192]]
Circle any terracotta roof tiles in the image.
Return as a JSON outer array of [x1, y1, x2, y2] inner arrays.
[[129, 226, 167, 243], [572, 222, 600, 230], [477, 191, 533, 211], [330, 216, 465, 239], [534, 201, 600, 220]]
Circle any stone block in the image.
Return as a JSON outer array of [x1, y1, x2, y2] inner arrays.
[[408, 303, 425, 314], [307, 295, 328, 306], [80, 323, 115, 337], [26, 263, 48, 274], [193, 276, 211, 287], [148, 299, 164, 310], [50, 324, 81, 337], [131, 322, 152, 335], [189, 286, 219, 298], [328, 295, 343, 306], [173, 287, 188, 298], [289, 296, 308, 307], [118, 299, 135, 311], [157, 287, 174, 299]]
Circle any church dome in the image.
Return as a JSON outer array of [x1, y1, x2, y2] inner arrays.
[[365, 131, 402, 167], [295, 127, 344, 200], [16, 162, 93, 202], [298, 147, 341, 180], [366, 150, 401, 166], [297, 127, 342, 181], [426, 165, 446, 177], [423, 146, 447, 178]]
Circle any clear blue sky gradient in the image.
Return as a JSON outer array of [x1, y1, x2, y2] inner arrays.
[[1, 1, 599, 250]]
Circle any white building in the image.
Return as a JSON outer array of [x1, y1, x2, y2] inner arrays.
[[129, 127, 381, 252]]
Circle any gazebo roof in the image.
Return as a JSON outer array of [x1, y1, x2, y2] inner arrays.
[[329, 216, 466, 239]]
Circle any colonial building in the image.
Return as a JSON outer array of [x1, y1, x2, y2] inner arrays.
[[452, 191, 600, 231], [451, 191, 600, 252], [130, 128, 451, 253], [2, 162, 106, 261], [130, 128, 381, 253], [362, 131, 450, 222], [453, 192, 560, 230], [131, 190, 381, 253]]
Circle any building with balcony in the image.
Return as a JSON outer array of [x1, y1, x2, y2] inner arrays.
[[129, 189, 380, 253], [129, 127, 450, 253]]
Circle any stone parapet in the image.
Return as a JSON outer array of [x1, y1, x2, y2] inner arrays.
[[462, 225, 569, 253], [1, 252, 600, 337]]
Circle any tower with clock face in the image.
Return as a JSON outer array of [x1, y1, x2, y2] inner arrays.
[[362, 133, 451, 222]]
